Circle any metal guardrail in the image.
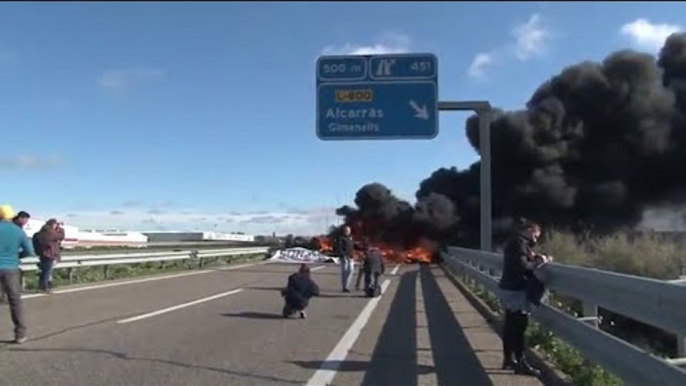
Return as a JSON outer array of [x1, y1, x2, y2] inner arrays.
[[442, 246, 686, 386], [18, 247, 270, 285]]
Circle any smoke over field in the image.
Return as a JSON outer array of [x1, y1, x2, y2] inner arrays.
[[336, 33, 686, 248]]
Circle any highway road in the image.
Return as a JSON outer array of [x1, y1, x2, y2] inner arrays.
[[0, 262, 546, 386]]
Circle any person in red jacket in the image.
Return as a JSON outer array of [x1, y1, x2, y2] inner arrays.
[[33, 219, 65, 293]]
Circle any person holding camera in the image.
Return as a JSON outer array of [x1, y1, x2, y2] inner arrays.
[[498, 218, 552, 377], [33, 219, 65, 293]]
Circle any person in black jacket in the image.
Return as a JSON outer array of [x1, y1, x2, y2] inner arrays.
[[499, 218, 551, 377], [336, 226, 356, 293], [282, 264, 320, 319], [362, 241, 385, 297]]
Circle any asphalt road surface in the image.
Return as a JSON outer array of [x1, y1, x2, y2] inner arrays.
[[0, 262, 545, 386]]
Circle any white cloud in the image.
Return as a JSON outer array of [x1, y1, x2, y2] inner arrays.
[[97, 67, 166, 93], [0, 155, 62, 170], [620, 18, 682, 52], [467, 13, 551, 79], [512, 14, 550, 61], [468, 52, 495, 78], [321, 33, 411, 56], [36, 207, 338, 236]]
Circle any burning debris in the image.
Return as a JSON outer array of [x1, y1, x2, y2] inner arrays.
[[338, 33, 686, 248], [313, 234, 436, 264]]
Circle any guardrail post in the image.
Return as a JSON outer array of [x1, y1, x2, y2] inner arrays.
[[103, 265, 109, 280], [19, 271, 25, 291], [67, 268, 74, 284], [583, 301, 599, 328]]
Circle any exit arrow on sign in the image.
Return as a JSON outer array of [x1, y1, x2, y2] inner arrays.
[[409, 100, 429, 120]]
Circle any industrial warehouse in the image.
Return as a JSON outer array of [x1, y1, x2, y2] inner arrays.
[[20, 218, 254, 249]]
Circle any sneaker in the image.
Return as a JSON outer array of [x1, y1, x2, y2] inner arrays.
[[502, 359, 518, 370], [14, 333, 27, 345], [342, 289, 351, 293], [514, 360, 540, 377]]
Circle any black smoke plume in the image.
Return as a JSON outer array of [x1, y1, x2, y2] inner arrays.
[[336, 33, 686, 248]]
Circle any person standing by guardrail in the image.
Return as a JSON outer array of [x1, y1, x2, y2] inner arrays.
[[0, 211, 32, 304], [336, 226, 355, 293], [498, 218, 551, 377], [0, 204, 34, 344], [33, 219, 65, 294]]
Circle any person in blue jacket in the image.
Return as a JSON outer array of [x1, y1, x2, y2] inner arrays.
[[0, 205, 34, 344]]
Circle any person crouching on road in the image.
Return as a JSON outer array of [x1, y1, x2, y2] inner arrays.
[[0, 204, 34, 344], [282, 264, 320, 319], [362, 240, 385, 297], [498, 218, 551, 377], [33, 219, 65, 293], [336, 226, 355, 293]]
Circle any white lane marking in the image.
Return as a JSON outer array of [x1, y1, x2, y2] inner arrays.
[[305, 279, 391, 386], [22, 293, 46, 299], [23, 261, 269, 297], [311, 266, 326, 272], [416, 272, 438, 385], [54, 270, 211, 295], [117, 289, 244, 324], [391, 265, 401, 275], [216, 261, 270, 271]]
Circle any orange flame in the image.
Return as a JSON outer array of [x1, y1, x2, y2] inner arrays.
[[315, 234, 435, 264], [316, 237, 334, 253]]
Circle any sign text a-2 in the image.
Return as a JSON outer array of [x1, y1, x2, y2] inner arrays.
[[316, 53, 438, 140]]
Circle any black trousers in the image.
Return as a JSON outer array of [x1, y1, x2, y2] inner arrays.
[[0, 269, 26, 335], [503, 310, 528, 361]]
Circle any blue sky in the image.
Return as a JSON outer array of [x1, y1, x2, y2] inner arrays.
[[1, 1, 684, 235]]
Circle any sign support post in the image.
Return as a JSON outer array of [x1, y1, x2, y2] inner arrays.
[[437, 101, 492, 252], [316, 54, 493, 252]]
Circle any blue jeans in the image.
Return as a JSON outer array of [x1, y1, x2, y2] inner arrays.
[[340, 258, 354, 291], [38, 258, 55, 291], [364, 271, 380, 291]]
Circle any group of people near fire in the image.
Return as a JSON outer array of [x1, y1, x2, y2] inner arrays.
[[1, 202, 549, 378], [281, 220, 552, 378], [0, 204, 65, 344], [281, 225, 385, 319]]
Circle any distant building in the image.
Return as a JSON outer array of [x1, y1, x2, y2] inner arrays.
[[142, 231, 254, 243], [23, 219, 148, 249]]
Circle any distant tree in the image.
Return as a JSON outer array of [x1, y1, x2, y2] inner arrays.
[[310, 237, 322, 251], [285, 234, 294, 248]]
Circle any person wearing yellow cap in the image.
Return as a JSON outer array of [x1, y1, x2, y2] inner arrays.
[[0, 204, 34, 344], [0, 204, 16, 221]]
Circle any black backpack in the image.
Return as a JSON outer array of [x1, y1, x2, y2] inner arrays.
[[32, 232, 45, 256]]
